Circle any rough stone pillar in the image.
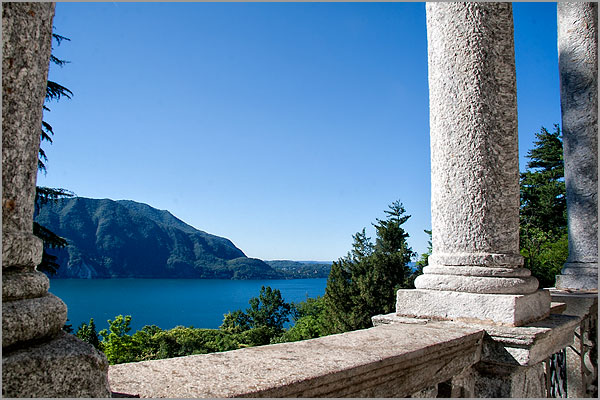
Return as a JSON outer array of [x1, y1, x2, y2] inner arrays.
[[2, 3, 110, 397], [396, 2, 550, 326], [555, 2, 598, 292]]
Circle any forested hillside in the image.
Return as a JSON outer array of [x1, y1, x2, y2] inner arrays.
[[35, 197, 281, 279]]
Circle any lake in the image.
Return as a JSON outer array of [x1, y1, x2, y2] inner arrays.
[[49, 278, 328, 332]]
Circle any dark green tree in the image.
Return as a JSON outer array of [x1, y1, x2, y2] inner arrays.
[[324, 200, 415, 333], [34, 31, 74, 275], [76, 318, 101, 350], [409, 229, 432, 287], [246, 286, 291, 331], [519, 125, 568, 288], [220, 310, 252, 333]]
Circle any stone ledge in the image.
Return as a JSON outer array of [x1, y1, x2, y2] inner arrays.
[[374, 313, 579, 367], [549, 289, 599, 318], [108, 323, 484, 398]]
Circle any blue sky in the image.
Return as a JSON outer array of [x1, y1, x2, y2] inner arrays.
[[39, 2, 561, 261]]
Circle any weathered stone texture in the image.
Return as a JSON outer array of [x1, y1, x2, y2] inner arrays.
[[473, 363, 546, 398], [2, 331, 111, 398], [2, 270, 50, 301], [109, 323, 484, 398], [395, 289, 551, 326], [555, 2, 599, 291], [414, 2, 539, 298], [2, 293, 68, 348], [425, 2, 521, 264], [2, 1, 55, 239]]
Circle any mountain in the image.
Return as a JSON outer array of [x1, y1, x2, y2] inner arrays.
[[265, 260, 332, 279], [34, 197, 282, 279]]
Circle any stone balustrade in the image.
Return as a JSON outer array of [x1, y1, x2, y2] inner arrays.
[[108, 322, 484, 398], [2, 2, 597, 398], [108, 310, 580, 398]]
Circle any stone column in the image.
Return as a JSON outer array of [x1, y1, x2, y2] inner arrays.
[[396, 2, 550, 326], [555, 2, 598, 292], [2, 3, 110, 397]]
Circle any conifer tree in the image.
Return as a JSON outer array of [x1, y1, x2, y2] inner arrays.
[[324, 201, 415, 333], [34, 31, 74, 275], [519, 125, 568, 287]]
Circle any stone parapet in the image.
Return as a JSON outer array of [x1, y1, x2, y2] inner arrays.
[[374, 313, 578, 367], [374, 312, 579, 398], [550, 290, 598, 398], [108, 323, 484, 398]]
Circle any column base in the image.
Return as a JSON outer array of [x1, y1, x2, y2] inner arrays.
[[555, 262, 598, 291], [395, 289, 551, 326], [2, 331, 111, 397]]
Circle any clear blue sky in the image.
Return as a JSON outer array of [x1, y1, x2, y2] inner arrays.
[[39, 2, 561, 262]]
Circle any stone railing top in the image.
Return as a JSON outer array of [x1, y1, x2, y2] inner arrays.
[[108, 323, 484, 398], [374, 312, 579, 368]]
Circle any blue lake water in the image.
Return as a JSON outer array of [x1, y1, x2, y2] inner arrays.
[[49, 278, 328, 332]]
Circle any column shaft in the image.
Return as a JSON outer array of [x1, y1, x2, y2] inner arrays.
[[2, 3, 111, 396], [397, 2, 550, 326], [555, 2, 598, 291], [415, 2, 537, 295]]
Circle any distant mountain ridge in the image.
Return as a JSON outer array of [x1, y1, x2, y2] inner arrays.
[[35, 197, 281, 279]]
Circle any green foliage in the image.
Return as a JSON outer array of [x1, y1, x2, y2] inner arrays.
[[519, 125, 568, 288], [246, 286, 291, 331], [323, 200, 416, 333], [273, 296, 328, 343], [76, 318, 101, 350], [98, 315, 136, 364], [220, 310, 251, 333], [520, 125, 566, 234], [153, 327, 239, 358], [408, 229, 432, 287]]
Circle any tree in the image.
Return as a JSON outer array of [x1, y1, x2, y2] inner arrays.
[[519, 125, 568, 288], [76, 318, 101, 350], [409, 229, 432, 287], [324, 200, 415, 333], [274, 296, 328, 343], [34, 31, 74, 275], [246, 286, 291, 331], [220, 310, 251, 333], [98, 315, 136, 364]]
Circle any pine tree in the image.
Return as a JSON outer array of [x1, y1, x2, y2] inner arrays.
[[324, 201, 415, 333], [519, 125, 568, 288], [34, 32, 75, 275]]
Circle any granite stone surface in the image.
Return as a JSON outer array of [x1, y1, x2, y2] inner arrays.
[[2, 2, 54, 238], [2, 293, 68, 348], [417, 2, 537, 296], [556, 2, 599, 290], [395, 289, 551, 326], [108, 323, 484, 398], [2, 331, 111, 398]]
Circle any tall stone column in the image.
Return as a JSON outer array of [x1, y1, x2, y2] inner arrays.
[[2, 3, 110, 397], [396, 2, 550, 326], [555, 2, 598, 292]]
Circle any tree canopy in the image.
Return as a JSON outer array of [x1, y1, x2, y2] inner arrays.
[[324, 200, 416, 333], [519, 125, 568, 288]]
